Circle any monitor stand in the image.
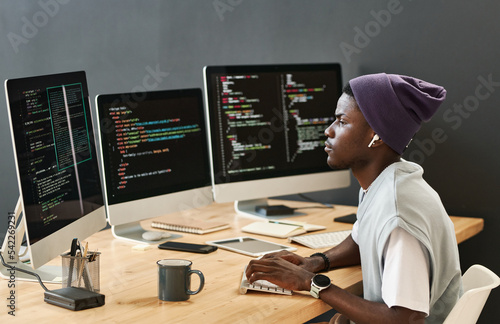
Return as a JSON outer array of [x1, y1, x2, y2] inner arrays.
[[0, 197, 62, 283], [234, 198, 305, 220], [111, 221, 182, 245]]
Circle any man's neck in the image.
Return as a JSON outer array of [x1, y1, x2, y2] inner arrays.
[[353, 156, 401, 191]]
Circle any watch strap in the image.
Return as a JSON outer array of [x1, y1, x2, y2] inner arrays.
[[310, 284, 321, 298]]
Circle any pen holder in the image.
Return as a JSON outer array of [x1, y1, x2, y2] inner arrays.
[[61, 251, 101, 292]]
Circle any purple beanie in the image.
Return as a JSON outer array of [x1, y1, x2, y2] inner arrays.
[[349, 73, 446, 155]]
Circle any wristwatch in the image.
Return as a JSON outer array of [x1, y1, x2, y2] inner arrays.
[[310, 274, 331, 298]]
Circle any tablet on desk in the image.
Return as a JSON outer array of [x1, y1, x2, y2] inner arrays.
[[206, 237, 297, 257]]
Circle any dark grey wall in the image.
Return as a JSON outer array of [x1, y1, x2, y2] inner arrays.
[[0, 1, 498, 322]]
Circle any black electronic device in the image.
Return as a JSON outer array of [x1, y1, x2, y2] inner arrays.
[[158, 241, 218, 254], [44, 287, 105, 311], [255, 205, 295, 216], [334, 213, 357, 224]]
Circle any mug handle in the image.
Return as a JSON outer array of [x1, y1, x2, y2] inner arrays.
[[187, 269, 205, 295]]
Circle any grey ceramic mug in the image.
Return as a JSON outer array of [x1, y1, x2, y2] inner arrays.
[[157, 259, 205, 301]]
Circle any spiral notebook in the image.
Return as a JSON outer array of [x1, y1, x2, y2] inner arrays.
[[151, 215, 230, 234]]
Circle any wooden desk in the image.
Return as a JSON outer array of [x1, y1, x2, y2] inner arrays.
[[1, 200, 483, 323]]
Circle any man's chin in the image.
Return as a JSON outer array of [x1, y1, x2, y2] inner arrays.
[[327, 157, 347, 170], [327, 158, 339, 170]]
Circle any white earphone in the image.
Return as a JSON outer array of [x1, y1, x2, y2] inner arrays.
[[368, 134, 380, 148]]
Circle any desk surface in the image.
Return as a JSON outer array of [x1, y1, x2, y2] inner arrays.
[[1, 200, 483, 323]]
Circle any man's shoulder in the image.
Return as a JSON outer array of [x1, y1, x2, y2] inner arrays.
[[374, 160, 427, 197], [392, 159, 424, 176]]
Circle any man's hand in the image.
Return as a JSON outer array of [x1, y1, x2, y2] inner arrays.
[[245, 254, 315, 291], [256, 250, 325, 273]]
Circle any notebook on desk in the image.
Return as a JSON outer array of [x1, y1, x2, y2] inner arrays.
[[151, 215, 230, 234]]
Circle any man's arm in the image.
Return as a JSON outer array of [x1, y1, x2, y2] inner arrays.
[[246, 256, 425, 324], [258, 234, 361, 274], [245, 234, 361, 289], [319, 284, 426, 324], [246, 234, 425, 324], [314, 234, 361, 270]]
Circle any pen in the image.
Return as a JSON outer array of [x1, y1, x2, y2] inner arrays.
[[269, 220, 303, 227], [70, 238, 78, 256], [67, 238, 79, 286], [78, 242, 88, 286], [89, 249, 98, 262]]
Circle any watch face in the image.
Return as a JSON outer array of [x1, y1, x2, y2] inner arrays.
[[313, 274, 331, 287]]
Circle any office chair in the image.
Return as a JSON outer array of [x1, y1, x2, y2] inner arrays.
[[330, 313, 349, 324], [443, 264, 500, 324]]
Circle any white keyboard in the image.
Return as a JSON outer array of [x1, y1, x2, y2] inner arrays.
[[240, 267, 292, 295], [288, 230, 352, 249]]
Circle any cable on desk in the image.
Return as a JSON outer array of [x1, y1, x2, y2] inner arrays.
[[0, 250, 49, 292]]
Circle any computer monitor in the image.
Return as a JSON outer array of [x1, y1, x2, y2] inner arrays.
[[203, 63, 351, 218], [95, 88, 212, 244], [1, 71, 106, 283]]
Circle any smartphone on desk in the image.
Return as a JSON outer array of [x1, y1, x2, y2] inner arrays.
[[158, 241, 218, 254]]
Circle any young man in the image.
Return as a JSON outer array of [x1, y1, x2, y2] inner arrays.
[[245, 73, 462, 324]]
